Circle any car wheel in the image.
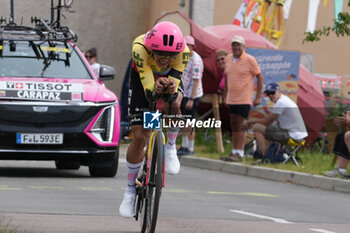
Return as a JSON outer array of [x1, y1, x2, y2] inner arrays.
[[89, 148, 119, 177], [55, 160, 81, 170]]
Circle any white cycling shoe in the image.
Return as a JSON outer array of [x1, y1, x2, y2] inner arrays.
[[119, 192, 136, 218], [165, 147, 180, 175]]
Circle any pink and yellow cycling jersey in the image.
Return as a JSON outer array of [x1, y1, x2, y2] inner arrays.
[[132, 34, 190, 92]]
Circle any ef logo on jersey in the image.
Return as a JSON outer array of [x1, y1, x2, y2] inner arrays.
[[143, 110, 161, 129]]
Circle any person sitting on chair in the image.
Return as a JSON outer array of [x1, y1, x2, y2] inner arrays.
[[241, 82, 308, 158], [324, 112, 350, 178]]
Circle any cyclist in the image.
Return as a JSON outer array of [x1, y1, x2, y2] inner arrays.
[[264, 0, 285, 39], [119, 21, 190, 218]]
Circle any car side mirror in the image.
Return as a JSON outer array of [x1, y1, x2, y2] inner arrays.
[[99, 65, 115, 80]]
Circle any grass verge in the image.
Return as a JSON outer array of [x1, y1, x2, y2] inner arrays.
[[187, 128, 346, 176], [0, 218, 24, 233]]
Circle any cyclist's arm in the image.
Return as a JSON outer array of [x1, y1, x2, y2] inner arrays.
[[168, 46, 191, 92], [132, 39, 155, 92]]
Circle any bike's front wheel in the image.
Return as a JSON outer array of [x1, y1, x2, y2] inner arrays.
[[141, 132, 164, 233]]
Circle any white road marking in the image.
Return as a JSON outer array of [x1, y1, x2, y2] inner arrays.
[[230, 210, 293, 224], [207, 191, 278, 197], [309, 229, 338, 233]]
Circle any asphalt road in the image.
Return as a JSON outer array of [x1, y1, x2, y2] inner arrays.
[[0, 149, 349, 233]]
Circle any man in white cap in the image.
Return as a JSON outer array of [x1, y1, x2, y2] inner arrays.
[[221, 35, 264, 162], [177, 35, 204, 156]]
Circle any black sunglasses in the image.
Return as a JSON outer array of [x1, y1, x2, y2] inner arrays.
[[266, 91, 276, 96], [153, 50, 179, 58], [216, 57, 225, 62], [85, 55, 92, 59]]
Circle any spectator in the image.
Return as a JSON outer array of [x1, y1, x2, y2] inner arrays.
[[216, 49, 229, 95], [85, 48, 101, 78], [264, 0, 285, 39], [324, 112, 350, 178], [177, 35, 204, 156], [241, 82, 308, 158], [220, 35, 263, 162]]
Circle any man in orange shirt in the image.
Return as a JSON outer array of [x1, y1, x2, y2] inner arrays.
[[221, 36, 263, 162]]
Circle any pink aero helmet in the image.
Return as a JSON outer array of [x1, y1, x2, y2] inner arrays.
[[144, 21, 186, 53]]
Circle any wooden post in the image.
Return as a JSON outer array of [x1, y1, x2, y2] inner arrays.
[[211, 94, 224, 153], [199, 93, 224, 153]]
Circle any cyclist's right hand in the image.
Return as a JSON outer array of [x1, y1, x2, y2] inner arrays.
[[155, 77, 169, 94], [145, 89, 160, 103], [167, 80, 176, 94]]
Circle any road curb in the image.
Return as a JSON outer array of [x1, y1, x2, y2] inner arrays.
[[179, 156, 350, 193]]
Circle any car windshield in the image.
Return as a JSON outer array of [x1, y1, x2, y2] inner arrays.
[[0, 41, 91, 79]]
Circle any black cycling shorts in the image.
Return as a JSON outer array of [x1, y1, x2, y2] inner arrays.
[[128, 66, 183, 126], [228, 104, 251, 119], [333, 131, 350, 160]]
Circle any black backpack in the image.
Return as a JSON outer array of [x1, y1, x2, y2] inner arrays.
[[262, 142, 285, 163]]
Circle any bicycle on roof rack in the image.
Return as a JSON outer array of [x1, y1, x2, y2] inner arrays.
[[0, 0, 78, 73], [0, 0, 77, 42]]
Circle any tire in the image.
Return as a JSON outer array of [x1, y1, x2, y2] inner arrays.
[[136, 173, 147, 232], [89, 148, 119, 177], [141, 133, 163, 233], [55, 160, 80, 170]]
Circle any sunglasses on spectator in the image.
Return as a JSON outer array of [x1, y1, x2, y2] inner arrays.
[[266, 91, 276, 96], [216, 57, 225, 62], [85, 55, 92, 59]]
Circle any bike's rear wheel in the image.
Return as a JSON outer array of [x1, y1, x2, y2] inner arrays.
[[141, 133, 164, 233]]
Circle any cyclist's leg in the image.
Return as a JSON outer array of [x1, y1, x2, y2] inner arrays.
[[120, 63, 150, 218], [272, 0, 285, 38], [277, 0, 285, 29], [264, 0, 271, 9], [162, 91, 183, 174]]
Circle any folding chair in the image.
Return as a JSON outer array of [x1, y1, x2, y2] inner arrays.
[[282, 138, 306, 167]]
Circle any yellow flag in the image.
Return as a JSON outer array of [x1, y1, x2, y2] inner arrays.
[[324, 0, 328, 6]]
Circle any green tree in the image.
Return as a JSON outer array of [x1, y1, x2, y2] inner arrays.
[[304, 1, 350, 43]]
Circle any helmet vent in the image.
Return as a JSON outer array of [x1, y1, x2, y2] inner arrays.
[[169, 35, 174, 46], [162, 34, 174, 47], [163, 34, 168, 46]]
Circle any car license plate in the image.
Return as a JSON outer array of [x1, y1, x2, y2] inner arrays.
[[16, 133, 63, 144]]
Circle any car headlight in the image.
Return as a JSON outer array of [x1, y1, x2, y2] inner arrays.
[[89, 106, 115, 143]]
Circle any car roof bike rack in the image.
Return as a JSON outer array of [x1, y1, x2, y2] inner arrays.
[[0, 0, 77, 43]]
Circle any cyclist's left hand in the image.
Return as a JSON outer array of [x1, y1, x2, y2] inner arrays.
[[155, 77, 169, 94], [167, 79, 176, 94]]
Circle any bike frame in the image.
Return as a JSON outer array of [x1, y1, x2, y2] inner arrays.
[[145, 130, 166, 188]]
